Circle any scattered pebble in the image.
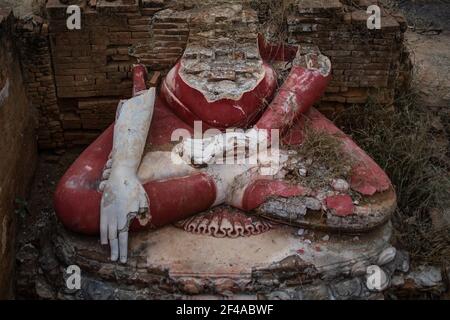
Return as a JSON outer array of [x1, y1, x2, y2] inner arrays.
[[331, 179, 350, 192], [406, 266, 443, 288], [304, 239, 312, 245], [377, 247, 397, 265], [353, 236, 360, 242], [304, 197, 321, 211], [297, 229, 305, 236], [298, 167, 307, 177], [322, 235, 330, 241], [351, 261, 369, 276], [391, 275, 405, 287]]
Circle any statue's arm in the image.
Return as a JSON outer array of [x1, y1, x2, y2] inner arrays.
[[101, 88, 156, 263], [111, 88, 155, 171]]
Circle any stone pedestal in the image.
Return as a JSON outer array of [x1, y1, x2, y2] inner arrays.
[[49, 221, 411, 299]]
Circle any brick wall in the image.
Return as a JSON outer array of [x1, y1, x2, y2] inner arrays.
[[0, 8, 38, 298], [132, 7, 189, 71], [46, 0, 173, 147], [18, 0, 409, 149], [16, 16, 64, 150], [286, 0, 408, 114]]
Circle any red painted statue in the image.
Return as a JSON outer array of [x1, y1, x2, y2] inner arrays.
[[54, 8, 396, 263]]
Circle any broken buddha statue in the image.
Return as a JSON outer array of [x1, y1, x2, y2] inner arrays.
[[54, 7, 396, 263]]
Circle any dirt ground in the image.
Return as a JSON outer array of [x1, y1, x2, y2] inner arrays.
[[16, 150, 82, 247], [396, 0, 450, 31], [407, 31, 450, 105], [399, 0, 450, 113]]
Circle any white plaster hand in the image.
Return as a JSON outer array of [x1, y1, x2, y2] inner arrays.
[[100, 168, 150, 263], [176, 129, 267, 165]]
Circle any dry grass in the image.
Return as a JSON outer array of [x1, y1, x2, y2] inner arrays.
[[252, 0, 296, 44], [285, 125, 354, 189], [334, 90, 450, 265]]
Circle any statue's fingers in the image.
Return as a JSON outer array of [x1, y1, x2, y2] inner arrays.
[[108, 215, 118, 244], [102, 169, 112, 180], [99, 180, 107, 192], [110, 238, 119, 262], [100, 212, 108, 245], [106, 158, 113, 169], [100, 197, 110, 244], [103, 189, 118, 264], [119, 231, 128, 264]]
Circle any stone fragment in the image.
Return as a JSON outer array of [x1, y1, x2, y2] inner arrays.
[[395, 250, 410, 273], [298, 167, 307, 177], [391, 275, 405, 287], [84, 279, 114, 300], [331, 179, 350, 192], [330, 278, 363, 300], [351, 261, 369, 276], [406, 266, 443, 289], [304, 197, 321, 211], [35, 277, 55, 300], [377, 247, 397, 266]]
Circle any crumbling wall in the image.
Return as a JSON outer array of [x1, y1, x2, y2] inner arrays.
[[286, 0, 408, 114], [30, 0, 409, 149], [46, 0, 171, 147], [16, 17, 64, 150], [0, 8, 37, 299], [135, 0, 409, 112]]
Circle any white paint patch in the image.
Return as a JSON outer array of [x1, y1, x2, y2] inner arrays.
[[65, 179, 80, 189], [65, 169, 94, 189], [0, 79, 10, 107]]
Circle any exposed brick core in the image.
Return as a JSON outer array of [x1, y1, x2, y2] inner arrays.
[[179, 4, 265, 102], [2, 0, 410, 149]]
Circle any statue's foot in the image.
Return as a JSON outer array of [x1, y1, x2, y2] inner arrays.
[[255, 187, 396, 233], [252, 106, 397, 234]]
